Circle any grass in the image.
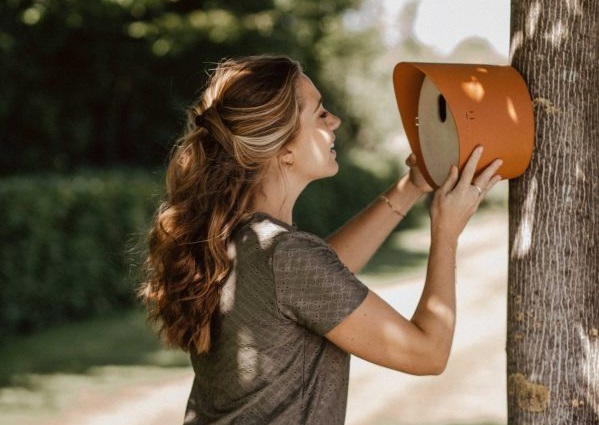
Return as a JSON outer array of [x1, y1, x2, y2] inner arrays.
[[0, 308, 189, 388], [0, 308, 190, 423]]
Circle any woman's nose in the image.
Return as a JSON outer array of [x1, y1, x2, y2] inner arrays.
[[329, 113, 341, 130]]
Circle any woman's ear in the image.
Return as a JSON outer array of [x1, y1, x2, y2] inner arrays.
[[279, 147, 294, 167]]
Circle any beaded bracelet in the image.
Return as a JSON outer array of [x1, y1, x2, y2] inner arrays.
[[379, 195, 406, 219]]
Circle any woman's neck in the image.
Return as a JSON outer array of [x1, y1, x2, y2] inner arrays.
[[251, 188, 295, 225], [251, 169, 305, 226]]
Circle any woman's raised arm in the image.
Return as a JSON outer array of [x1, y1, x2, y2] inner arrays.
[[325, 147, 503, 375], [326, 154, 432, 273]]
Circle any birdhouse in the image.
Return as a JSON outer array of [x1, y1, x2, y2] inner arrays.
[[393, 62, 534, 188]]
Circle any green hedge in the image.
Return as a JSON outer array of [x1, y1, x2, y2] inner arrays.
[[0, 171, 160, 335]]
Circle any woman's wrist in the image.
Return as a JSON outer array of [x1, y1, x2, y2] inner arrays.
[[393, 173, 427, 202], [378, 174, 424, 220], [430, 223, 459, 250], [432, 231, 459, 246]]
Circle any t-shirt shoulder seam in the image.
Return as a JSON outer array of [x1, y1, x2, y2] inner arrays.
[[272, 229, 331, 252]]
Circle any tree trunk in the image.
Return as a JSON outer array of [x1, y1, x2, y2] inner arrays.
[[507, 1, 599, 424]]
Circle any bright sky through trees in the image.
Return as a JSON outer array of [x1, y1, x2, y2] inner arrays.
[[381, 0, 510, 56]]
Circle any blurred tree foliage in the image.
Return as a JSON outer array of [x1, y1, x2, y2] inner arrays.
[[0, 0, 387, 174]]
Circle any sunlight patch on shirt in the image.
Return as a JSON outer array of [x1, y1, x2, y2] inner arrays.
[[250, 221, 287, 250], [220, 243, 237, 314], [237, 326, 258, 386]]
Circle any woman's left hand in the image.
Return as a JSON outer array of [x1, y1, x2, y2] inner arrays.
[[406, 153, 434, 194]]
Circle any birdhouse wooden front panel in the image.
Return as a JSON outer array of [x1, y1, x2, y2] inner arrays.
[[418, 76, 460, 187]]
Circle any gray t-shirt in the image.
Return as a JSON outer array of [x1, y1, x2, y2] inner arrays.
[[184, 213, 369, 424]]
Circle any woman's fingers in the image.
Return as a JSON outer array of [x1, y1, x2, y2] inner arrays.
[[431, 148, 504, 240], [474, 158, 503, 188], [437, 147, 504, 199], [481, 174, 502, 196], [440, 164, 459, 194], [455, 147, 504, 196], [456, 146, 484, 191]]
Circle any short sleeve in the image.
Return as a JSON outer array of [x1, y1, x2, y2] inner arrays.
[[272, 232, 369, 335]]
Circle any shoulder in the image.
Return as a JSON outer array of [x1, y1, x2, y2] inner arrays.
[[272, 228, 355, 281], [273, 229, 330, 252], [271, 228, 369, 335], [235, 213, 331, 257], [272, 229, 342, 268]]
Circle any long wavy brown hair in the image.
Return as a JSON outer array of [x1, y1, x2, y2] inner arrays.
[[140, 56, 303, 353]]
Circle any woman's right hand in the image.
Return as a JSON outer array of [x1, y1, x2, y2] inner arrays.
[[430, 146, 503, 242]]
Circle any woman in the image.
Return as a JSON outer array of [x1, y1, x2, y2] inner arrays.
[[140, 55, 503, 424]]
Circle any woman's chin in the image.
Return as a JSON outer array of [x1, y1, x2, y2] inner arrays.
[[329, 161, 339, 176]]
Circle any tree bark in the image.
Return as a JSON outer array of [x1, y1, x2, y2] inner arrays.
[[508, 1, 599, 424]]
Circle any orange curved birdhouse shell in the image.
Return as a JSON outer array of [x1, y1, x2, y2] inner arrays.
[[393, 62, 535, 188]]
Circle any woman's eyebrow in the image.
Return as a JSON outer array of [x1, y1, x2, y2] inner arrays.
[[313, 98, 322, 113]]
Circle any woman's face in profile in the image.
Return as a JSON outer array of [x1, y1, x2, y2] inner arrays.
[[285, 74, 342, 184]]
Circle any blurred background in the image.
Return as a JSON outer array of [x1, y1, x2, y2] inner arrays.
[[0, 0, 510, 424]]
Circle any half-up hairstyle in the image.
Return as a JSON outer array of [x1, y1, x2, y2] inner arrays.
[[140, 56, 303, 353]]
